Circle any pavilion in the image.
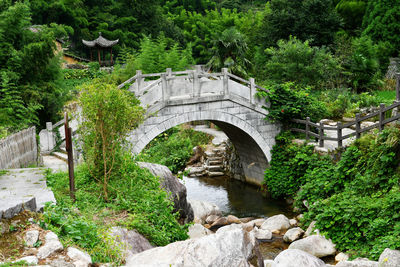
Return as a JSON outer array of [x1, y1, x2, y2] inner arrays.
[[82, 32, 119, 66]]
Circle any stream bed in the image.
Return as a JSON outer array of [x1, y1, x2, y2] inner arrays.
[[183, 175, 296, 261]]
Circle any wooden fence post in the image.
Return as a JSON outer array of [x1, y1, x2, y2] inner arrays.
[[379, 103, 386, 131], [319, 120, 324, 147], [355, 113, 361, 139], [396, 73, 400, 102], [64, 112, 75, 202], [337, 122, 342, 148], [306, 117, 310, 142], [222, 68, 229, 95]]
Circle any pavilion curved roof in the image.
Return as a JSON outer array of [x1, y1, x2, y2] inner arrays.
[[82, 32, 119, 48]]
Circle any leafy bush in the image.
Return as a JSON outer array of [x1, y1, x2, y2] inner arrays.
[[264, 132, 329, 199], [45, 160, 189, 260], [78, 80, 145, 200], [258, 82, 328, 125], [137, 126, 211, 173], [260, 37, 341, 90]]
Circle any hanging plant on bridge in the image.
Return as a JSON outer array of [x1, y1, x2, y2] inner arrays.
[[258, 82, 328, 127]]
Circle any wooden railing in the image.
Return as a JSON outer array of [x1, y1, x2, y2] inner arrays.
[[291, 100, 400, 149]]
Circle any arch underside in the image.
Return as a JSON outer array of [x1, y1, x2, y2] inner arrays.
[[129, 101, 280, 186]]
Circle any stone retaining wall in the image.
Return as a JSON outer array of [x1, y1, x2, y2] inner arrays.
[[0, 127, 38, 169]]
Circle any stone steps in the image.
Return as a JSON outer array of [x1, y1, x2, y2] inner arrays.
[[52, 151, 68, 163], [207, 165, 223, 172], [208, 171, 224, 177], [208, 160, 223, 166]]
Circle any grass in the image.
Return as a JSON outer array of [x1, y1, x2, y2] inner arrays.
[[373, 90, 396, 105]]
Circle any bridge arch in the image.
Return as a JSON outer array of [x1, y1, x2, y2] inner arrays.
[[128, 100, 280, 186]]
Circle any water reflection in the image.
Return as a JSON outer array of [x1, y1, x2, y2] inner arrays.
[[183, 176, 294, 218]]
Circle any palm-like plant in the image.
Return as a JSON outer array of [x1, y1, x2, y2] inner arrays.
[[207, 27, 251, 77]]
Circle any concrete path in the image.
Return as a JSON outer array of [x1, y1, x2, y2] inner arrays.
[[0, 155, 67, 219], [193, 125, 228, 146]]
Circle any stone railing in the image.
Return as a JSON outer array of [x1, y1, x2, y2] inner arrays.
[[118, 66, 268, 108], [0, 127, 38, 169]]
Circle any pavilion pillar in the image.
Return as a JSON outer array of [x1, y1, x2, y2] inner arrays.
[[97, 48, 101, 65]]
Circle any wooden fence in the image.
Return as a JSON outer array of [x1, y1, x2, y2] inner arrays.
[[0, 127, 38, 169], [291, 100, 400, 149]]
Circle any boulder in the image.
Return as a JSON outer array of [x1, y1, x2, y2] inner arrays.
[[289, 235, 336, 258], [188, 224, 213, 239], [24, 230, 39, 247], [305, 221, 318, 237], [188, 199, 222, 224], [272, 249, 326, 267], [14, 256, 38, 265], [108, 227, 153, 259], [242, 221, 255, 232], [138, 162, 194, 223], [50, 259, 74, 267], [335, 252, 349, 262], [283, 227, 304, 243], [125, 228, 256, 267], [240, 217, 255, 224], [67, 247, 92, 264], [216, 224, 243, 234], [252, 227, 272, 240], [205, 214, 220, 225], [45, 231, 59, 243], [260, 215, 290, 233], [289, 219, 297, 227], [210, 217, 229, 230], [251, 218, 265, 228], [379, 248, 400, 267], [336, 258, 378, 267], [264, 259, 274, 267], [37, 240, 63, 259], [227, 215, 241, 224]]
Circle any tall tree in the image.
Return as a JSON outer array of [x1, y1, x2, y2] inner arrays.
[[362, 0, 400, 57], [260, 0, 341, 48]]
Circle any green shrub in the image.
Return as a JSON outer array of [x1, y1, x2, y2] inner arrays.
[[137, 126, 211, 173], [258, 82, 329, 125], [264, 132, 328, 199], [260, 37, 341, 90]]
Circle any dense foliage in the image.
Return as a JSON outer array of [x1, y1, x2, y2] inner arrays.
[[137, 126, 211, 174], [45, 160, 188, 262], [258, 82, 328, 124], [0, 1, 71, 132], [265, 127, 400, 259]]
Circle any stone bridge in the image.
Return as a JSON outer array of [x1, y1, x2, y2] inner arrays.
[[119, 66, 280, 186]]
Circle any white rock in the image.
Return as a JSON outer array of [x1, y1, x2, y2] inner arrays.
[[251, 227, 272, 240], [45, 231, 59, 243], [24, 230, 39, 247], [335, 252, 349, 262], [305, 221, 318, 237], [260, 215, 290, 233], [379, 248, 400, 267], [336, 258, 378, 267], [283, 227, 304, 243], [188, 199, 222, 224], [242, 221, 255, 232], [272, 249, 326, 267], [264, 259, 274, 267], [289, 219, 297, 227], [205, 214, 220, 225], [216, 223, 243, 234], [250, 218, 265, 228], [289, 235, 336, 257], [37, 241, 63, 259], [188, 224, 213, 239], [73, 260, 89, 267], [14, 256, 38, 265], [125, 229, 255, 267], [67, 247, 92, 264]]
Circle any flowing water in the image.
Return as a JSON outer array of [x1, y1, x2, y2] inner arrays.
[[183, 175, 294, 218]]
